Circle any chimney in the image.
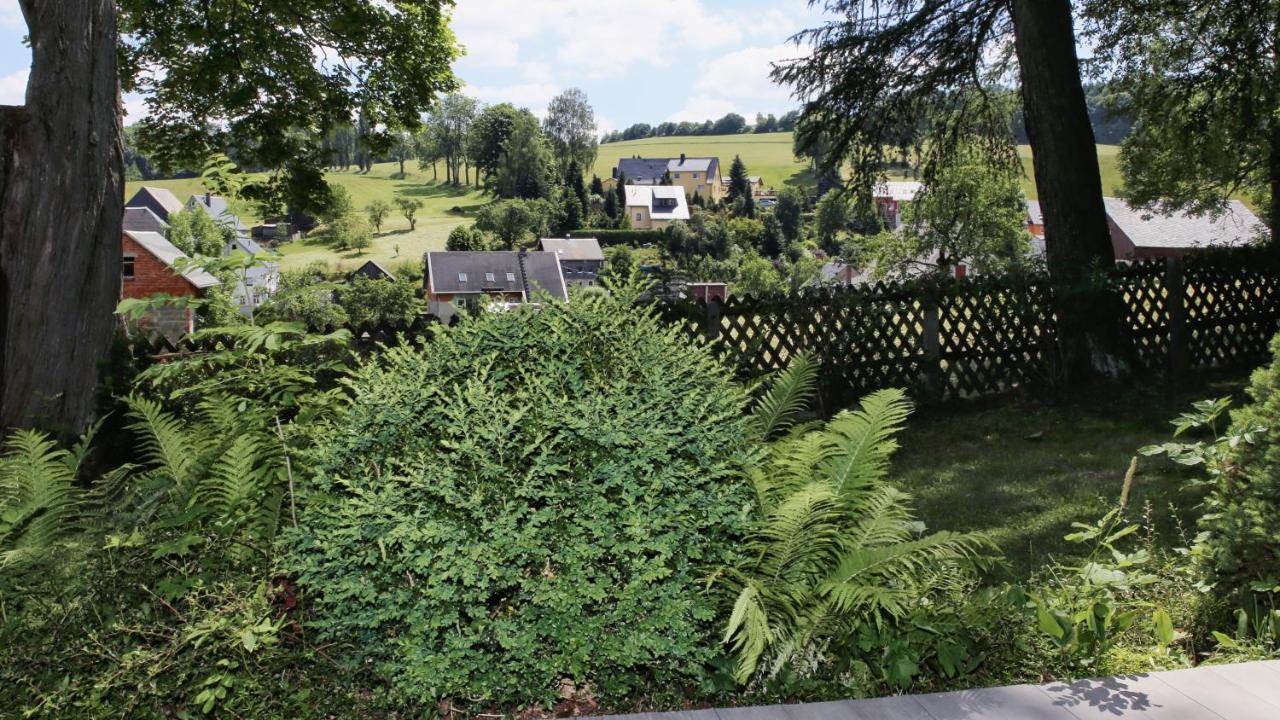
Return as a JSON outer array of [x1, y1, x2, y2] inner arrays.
[[680, 153, 686, 164], [204, 191, 211, 206], [517, 247, 532, 300]]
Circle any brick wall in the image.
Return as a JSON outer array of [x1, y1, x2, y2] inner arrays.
[[121, 234, 201, 338]]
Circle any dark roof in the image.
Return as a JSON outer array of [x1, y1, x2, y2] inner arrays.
[[123, 207, 170, 234], [349, 260, 397, 282], [427, 251, 568, 301], [125, 186, 185, 222], [615, 158, 670, 183], [188, 193, 250, 235]]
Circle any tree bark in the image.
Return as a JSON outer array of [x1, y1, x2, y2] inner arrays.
[[1012, 0, 1132, 381], [0, 0, 123, 437]]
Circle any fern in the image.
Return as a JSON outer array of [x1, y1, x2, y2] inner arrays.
[[720, 386, 994, 684], [0, 431, 83, 571]]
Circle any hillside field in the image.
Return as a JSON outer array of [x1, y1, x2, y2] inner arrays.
[[596, 132, 1126, 200], [126, 163, 486, 273], [127, 134, 1124, 271]]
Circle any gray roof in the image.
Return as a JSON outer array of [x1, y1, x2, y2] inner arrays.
[[226, 236, 268, 257], [540, 237, 605, 262], [1026, 200, 1044, 225], [188, 194, 250, 235], [350, 260, 396, 282], [873, 181, 923, 202], [125, 186, 185, 222], [125, 229, 220, 289], [427, 251, 568, 301], [123, 206, 170, 234], [615, 156, 720, 183], [1104, 197, 1264, 250]]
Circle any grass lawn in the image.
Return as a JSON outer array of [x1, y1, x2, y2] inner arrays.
[[126, 162, 487, 273], [595, 132, 1125, 199], [893, 373, 1247, 579]]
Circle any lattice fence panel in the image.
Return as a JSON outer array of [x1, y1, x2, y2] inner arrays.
[[938, 278, 1057, 399], [1184, 254, 1280, 369], [1117, 261, 1170, 371]]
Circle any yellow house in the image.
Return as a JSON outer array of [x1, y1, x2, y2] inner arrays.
[[605, 154, 723, 202], [624, 185, 690, 230]]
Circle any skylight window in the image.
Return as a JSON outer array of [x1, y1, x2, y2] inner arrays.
[[485, 272, 495, 282], [506, 272, 516, 282], [458, 272, 468, 282]]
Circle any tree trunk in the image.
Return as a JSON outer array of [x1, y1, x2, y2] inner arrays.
[[0, 0, 122, 437], [1012, 0, 1132, 382]]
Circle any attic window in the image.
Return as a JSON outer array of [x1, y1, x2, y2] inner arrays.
[[458, 272, 468, 283], [506, 272, 516, 282], [485, 272, 495, 282], [122, 255, 136, 280]]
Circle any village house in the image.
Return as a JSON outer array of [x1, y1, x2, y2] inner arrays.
[[539, 237, 605, 287], [607, 154, 724, 202], [873, 181, 923, 230], [1026, 198, 1265, 260], [121, 228, 220, 341], [624, 185, 690, 230], [425, 250, 569, 323], [125, 186, 185, 224], [349, 259, 397, 283]]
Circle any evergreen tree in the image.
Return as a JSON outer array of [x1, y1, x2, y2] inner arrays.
[[590, 175, 605, 197], [727, 155, 751, 203]]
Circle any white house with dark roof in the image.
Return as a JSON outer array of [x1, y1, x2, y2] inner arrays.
[[539, 237, 605, 287], [624, 186, 690, 229], [425, 250, 568, 323], [610, 154, 723, 200]]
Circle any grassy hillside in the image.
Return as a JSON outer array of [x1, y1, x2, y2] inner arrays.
[[596, 132, 1126, 200], [126, 162, 486, 273]]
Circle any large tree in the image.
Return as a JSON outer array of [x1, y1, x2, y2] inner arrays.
[[1084, 0, 1279, 237], [1, 1, 458, 435], [468, 103, 527, 190], [775, 0, 1127, 381], [543, 88, 599, 172], [494, 112, 554, 200], [429, 93, 480, 186]]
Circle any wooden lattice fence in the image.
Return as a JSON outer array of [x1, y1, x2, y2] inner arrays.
[[663, 251, 1280, 409]]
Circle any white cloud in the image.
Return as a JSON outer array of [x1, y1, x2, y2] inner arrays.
[[0, 67, 26, 105], [123, 93, 150, 121], [465, 81, 561, 117], [0, 0, 23, 31], [696, 43, 808, 109]]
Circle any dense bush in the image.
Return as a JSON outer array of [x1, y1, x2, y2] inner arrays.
[[570, 228, 667, 246], [286, 286, 756, 708]]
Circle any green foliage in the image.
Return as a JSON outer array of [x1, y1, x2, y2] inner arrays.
[[329, 213, 373, 252], [495, 110, 555, 200], [393, 195, 424, 231], [0, 429, 100, 576], [286, 286, 755, 708], [774, 188, 805, 242], [570, 228, 666, 246], [336, 277, 421, 329], [468, 103, 524, 186], [445, 224, 494, 251], [257, 269, 350, 331], [168, 208, 230, 257], [717, 358, 994, 684], [474, 197, 554, 249], [543, 88, 599, 172], [365, 199, 391, 232], [1028, 459, 1173, 667], [814, 192, 851, 252]]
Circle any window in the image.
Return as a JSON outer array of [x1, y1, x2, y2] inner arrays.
[[673, 173, 680, 179], [506, 272, 516, 282], [458, 272, 468, 283], [485, 272, 495, 282], [634, 212, 642, 221], [698, 184, 705, 191], [692, 173, 699, 179], [122, 255, 135, 280]]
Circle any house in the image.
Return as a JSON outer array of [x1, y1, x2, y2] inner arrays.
[[821, 261, 871, 288], [224, 235, 280, 312], [121, 229, 220, 340], [624, 185, 690, 230], [608, 154, 723, 201], [722, 175, 766, 199], [349, 259, 397, 283], [1104, 198, 1265, 260], [688, 282, 729, 303], [539, 237, 605, 287], [1027, 198, 1265, 261], [188, 192, 251, 239], [124, 186, 185, 223], [425, 250, 569, 323], [873, 181, 923, 229], [123, 206, 170, 235]]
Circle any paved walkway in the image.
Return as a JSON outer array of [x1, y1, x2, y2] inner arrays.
[[589, 660, 1280, 719]]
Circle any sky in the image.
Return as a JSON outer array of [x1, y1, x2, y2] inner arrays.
[[0, 0, 826, 136]]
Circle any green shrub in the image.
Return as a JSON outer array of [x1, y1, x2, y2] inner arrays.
[[570, 228, 667, 246], [286, 286, 755, 708]]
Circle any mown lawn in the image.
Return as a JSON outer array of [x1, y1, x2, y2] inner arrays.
[[126, 162, 487, 273], [893, 373, 1248, 579]]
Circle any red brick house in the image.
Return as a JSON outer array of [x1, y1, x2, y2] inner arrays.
[[122, 229, 220, 339]]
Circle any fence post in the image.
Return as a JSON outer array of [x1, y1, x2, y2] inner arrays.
[[1165, 257, 1189, 379], [922, 293, 944, 402], [703, 297, 722, 343]]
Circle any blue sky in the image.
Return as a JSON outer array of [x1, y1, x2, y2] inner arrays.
[[0, 0, 825, 135]]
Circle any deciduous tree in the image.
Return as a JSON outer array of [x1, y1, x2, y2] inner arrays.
[[543, 88, 599, 171]]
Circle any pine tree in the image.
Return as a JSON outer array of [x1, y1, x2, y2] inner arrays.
[[727, 155, 751, 203]]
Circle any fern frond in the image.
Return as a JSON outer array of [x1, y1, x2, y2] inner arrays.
[[0, 430, 79, 570], [751, 353, 818, 441], [819, 389, 912, 496]]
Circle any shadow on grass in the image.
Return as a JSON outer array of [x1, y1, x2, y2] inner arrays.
[[393, 180, 483, 199], [892, 374, 1249, 580]]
